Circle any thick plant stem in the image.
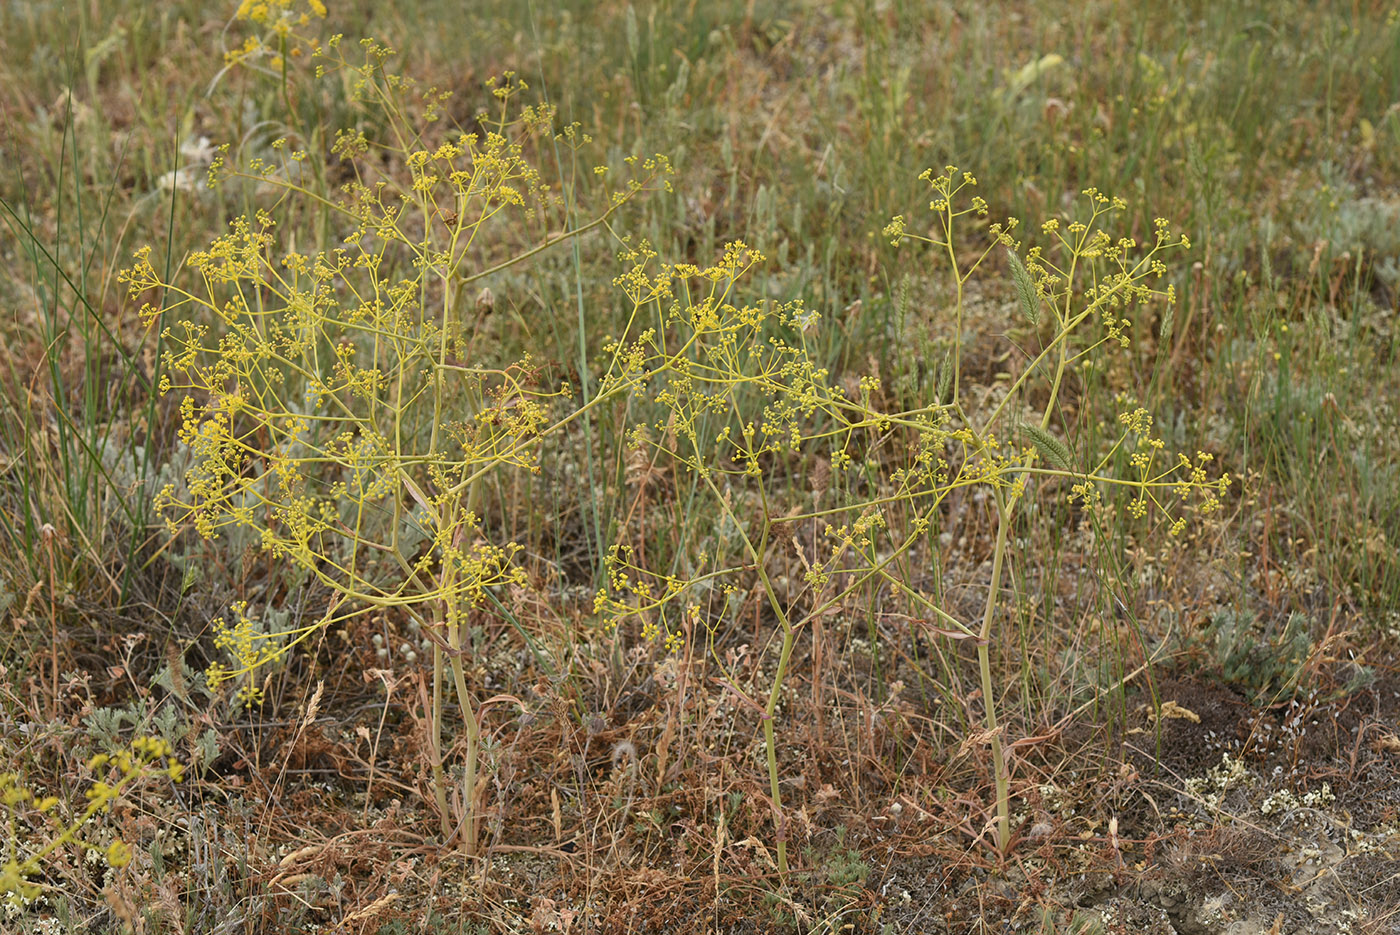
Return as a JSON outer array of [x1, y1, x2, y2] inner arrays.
[[448, 639, 480, 858], [977, 497, 1013, 854], [425, 582, 482, 858], [759, 562, 796, 875], [429, 643, 453, 839]]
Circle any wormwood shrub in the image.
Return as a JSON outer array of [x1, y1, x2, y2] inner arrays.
[[123, 31, 672, 856], [592, 169, 1230, 866]]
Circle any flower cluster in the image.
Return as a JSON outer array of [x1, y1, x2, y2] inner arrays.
[[127, 43, 677, 708], [226, 0, 328, 70]]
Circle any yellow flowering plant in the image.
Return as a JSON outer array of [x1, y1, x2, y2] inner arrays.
[[589, 169, 1229, 867], [882, 169, 1229, 852], [224, 0, 329, 73], [2, 738, 184, 908], [124, 29, 672, 857], [129, 5, 1227, 870]]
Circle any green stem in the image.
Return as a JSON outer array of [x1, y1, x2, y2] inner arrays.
[[429, 639, 452, 839], [448, 650, 480, 858], [978, 494, 1013, 854], [756, 560, 795, 875]]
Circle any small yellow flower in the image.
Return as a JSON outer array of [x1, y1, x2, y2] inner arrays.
[[105, 840, 133, 869]]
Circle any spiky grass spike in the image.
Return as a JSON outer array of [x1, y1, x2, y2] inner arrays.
[[1023, 423, 1072, 470], [935, 350, 953, 405], [1007, 247, 1041, 326]]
